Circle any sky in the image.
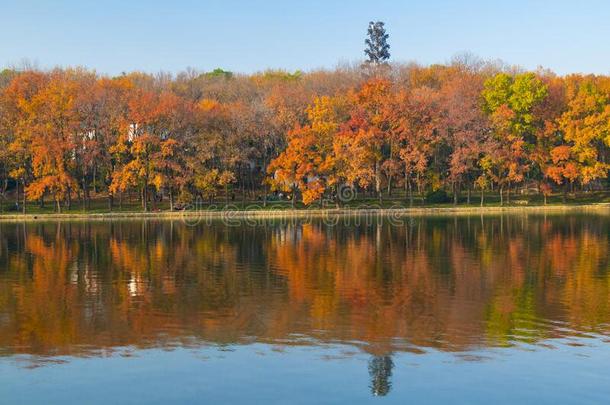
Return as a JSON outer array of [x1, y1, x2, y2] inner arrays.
[[1, 0, 610, 76]]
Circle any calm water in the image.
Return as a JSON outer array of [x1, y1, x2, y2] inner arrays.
[[0, 213, 609, 404]]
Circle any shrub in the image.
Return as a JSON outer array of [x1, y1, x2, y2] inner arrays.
[[426, 189, 451, 204]]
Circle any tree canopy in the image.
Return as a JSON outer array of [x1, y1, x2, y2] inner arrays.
[[0, 30, 608, 212]]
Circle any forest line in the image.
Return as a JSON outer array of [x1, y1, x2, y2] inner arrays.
[[0, 59, 609, 213]]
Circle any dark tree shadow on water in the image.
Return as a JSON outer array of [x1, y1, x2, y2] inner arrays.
[[369, 354, 394, 396]]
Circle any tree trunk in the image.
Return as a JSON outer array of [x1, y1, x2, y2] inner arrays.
[[409, 182, 414, 207], [406, 171, 414, 207], [169, 188, 174, 211], [335, 184, 341, 208], [84, 176, 91, 210], [248, 167, 255, 200], [262, 158, 269, 208], [66, 187, 72, 210], [82, 176, 88, 210], [499, 186, 503, 206], [151, 189, 158, 211], [417, 175, 425, 205], [142, 185, 148, 212], [22, 180, 26, 214], [480, 190, 484, 207], [375, 160, 382, 204], [56, 196, 62, 214], [453, 183, 459, 206], [144, 186, 148, 212], [93, 165, 97, 194], [467, 187, 471, 205]]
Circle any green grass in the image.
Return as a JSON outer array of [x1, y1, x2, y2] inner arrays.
[[0, 190, 608, 216]]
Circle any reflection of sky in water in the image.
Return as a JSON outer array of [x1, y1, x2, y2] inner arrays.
[[2, 339, 610, 404]]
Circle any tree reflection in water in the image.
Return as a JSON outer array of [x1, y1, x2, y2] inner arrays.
[[0, 212, 609, 396], [369, 354, 394, 396]]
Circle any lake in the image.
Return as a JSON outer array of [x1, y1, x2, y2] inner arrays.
[[0, 213, 609, 404]]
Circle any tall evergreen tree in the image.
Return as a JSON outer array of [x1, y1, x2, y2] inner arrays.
[[364, 21, 390, 65]]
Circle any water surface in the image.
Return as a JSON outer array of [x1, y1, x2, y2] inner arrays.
[[0, 213, 609, 404]]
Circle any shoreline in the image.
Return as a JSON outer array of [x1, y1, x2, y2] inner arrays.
[[0, 203, 608, 222]]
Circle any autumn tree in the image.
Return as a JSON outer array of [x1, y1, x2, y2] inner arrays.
[[438, 71, 488, 204], [75, 76, 134, 209], [482, 72, 548, 204], [0, 71, 49, 213], [529, 74, 569, 203], [189, 98, 239, 205], [337, 78, 395, 203], [110, 88, 161, 211], [395, 87, 443, 205], [110, 133, 160, 212], [558, 77, 610, 189], [7, 70, 84, 213], [269, 96, 347, 205]]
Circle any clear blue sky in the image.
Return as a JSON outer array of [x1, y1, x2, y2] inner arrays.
[[2, 0, 609, 75]]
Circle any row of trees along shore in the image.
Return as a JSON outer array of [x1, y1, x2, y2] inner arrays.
[[1, 60, 609, 213], [0, 25, 609, 212]]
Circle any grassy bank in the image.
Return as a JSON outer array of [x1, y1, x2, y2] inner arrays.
[[0, 197, 608, 221]]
